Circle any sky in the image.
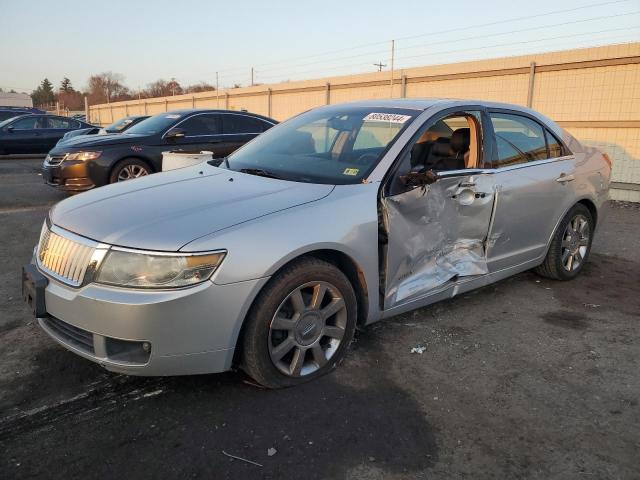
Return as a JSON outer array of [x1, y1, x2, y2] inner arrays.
[[0, 0, 638, 94]]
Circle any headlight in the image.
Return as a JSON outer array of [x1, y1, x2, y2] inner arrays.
[[65, 151, 102, 161], [95, 249, 226, 288]]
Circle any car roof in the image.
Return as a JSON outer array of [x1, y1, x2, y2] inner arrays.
[[317, 98, 563, 134], [164, 109, 277, 123]]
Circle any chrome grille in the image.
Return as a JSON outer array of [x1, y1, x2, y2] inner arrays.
[[37, 225, 97, 287], [45, 154, 66, 166]]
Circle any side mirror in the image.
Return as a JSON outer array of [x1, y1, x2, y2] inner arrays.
[[165, 128, 186, 139], [6, 126, 14, 132], [400, 168, 439, 187]]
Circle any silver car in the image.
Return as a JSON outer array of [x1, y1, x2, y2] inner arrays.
[[22, 99, 611, 388]]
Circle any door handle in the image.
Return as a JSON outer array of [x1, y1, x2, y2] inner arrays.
[[556, 173, 575, 183]]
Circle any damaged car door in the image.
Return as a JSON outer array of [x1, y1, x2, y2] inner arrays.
[[380, 110, 496, 308]]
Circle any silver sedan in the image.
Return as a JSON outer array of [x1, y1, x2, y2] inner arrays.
[[23, 99, 611, 388]]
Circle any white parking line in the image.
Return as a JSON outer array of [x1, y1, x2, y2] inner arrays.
[[0, 205, 52, 215]]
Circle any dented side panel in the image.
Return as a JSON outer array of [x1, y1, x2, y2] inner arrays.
[[381, 174, 496, 308]]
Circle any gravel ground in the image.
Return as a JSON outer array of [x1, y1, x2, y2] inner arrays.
[[1, 158, 638, 480]]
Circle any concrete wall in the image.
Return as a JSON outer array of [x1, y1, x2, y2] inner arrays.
[[89, 43, 640, 201]]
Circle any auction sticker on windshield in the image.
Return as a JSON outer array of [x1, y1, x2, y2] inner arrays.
[[363, 112, 412, 123]]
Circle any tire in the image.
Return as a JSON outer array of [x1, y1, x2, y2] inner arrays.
[[535, 203, 594, 281], [109, 158, 151, 184], [241, 257, 357, 388]]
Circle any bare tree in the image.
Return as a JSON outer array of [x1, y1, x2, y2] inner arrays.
[[86, 72, 130, 103]]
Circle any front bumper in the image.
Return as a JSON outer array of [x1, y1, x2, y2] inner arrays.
[[42, 160, 96, 192], [35, 267, 267, 376]]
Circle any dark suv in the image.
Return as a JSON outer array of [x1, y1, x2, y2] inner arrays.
[[43, 109, 277, 192]]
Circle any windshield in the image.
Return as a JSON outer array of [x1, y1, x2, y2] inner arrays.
[[105, 117, 136, 133], [125, 113, 183, 135], [225, 106, 418, 184], [0, 117, 16, 128]]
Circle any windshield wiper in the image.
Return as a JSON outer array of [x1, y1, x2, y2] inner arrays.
[[239, 168, 282, 179], [207, 156, 230, 168]]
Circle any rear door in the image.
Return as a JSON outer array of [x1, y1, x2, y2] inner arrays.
[[220, 113, 273, 156], [484, 110, 577, 271]]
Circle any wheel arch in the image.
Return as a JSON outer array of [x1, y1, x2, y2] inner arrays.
[[231, 248, 370, 366], [542, 196, 598, 259], [109, 155, 157, 179]]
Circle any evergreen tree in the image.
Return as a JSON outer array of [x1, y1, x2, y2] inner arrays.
[[60, 77, 74, 92]]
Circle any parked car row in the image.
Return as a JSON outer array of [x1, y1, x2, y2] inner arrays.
[[22, 99, 611, 388], [43, 109, 277, 191]]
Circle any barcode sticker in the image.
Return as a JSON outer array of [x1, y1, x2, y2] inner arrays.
[[363, 112, 412, 124]]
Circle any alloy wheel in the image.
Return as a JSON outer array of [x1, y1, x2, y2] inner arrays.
[[561, 213, 590, 272], [117, 164, 149, 181], [268, 281, 348, 377]]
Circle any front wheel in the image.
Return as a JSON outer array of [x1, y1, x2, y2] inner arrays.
[[109, 158, 151, 184], [535, 204, 594, 280], [241, 258, 357, 388]]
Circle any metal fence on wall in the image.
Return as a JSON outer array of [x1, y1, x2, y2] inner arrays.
[[89, 43, 640, 202]]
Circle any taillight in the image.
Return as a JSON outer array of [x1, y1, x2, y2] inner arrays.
[[602, 153, 612, 170]]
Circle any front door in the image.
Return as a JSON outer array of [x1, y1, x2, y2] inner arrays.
[[381, 109, 496, 309], [4, 115, 48, 153], [165, 113, 229, 157]]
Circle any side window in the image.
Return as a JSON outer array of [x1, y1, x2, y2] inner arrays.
[[545, 129, 564, 158], [222, 115, 268, 134], [408, 112, 482, 172], [489, 113, 547, 166], [12, 116, 46, 129], [47, 117, 74, 129], [179, 114, 221, 136], [387, 111, 483, 195]]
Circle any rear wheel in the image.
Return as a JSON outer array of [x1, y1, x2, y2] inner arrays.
[[535, 204, 593, 280], [241, 258, 357, 388], [109, 158, 151, 184]]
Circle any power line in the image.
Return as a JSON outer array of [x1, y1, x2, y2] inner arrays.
[[256, 10, 638, 78], [395, 10, 640, 53], [257, 27, 637, 82], [396, 26, 639, 63], [208, 0, 632, 78]]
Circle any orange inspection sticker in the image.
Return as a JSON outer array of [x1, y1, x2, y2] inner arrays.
[[343, 168, 359, 176]]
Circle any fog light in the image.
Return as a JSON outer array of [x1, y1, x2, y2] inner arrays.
[[142, 342, 152, 353]]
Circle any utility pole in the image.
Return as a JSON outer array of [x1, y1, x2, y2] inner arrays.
[[390, 39, 395, 98], [171, 77, 177, 96], [373, 62, 387, 72], [251, 67, 254, 86], [216, 72, 219, 108]]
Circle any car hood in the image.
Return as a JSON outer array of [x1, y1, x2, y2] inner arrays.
[[50, 165, 335, 251], [52, 132, 147, 150]]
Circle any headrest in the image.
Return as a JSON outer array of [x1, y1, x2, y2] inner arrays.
[[451, 128, 470, 153], [431, 138, 453, 157]]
